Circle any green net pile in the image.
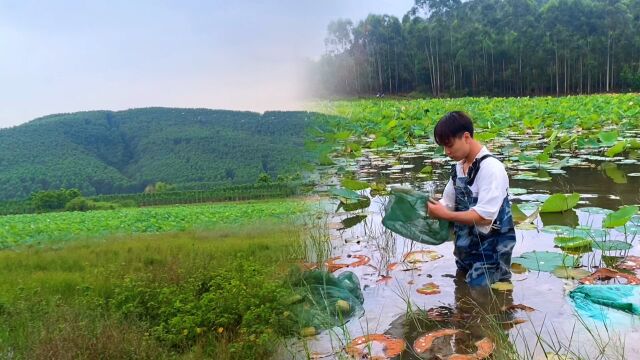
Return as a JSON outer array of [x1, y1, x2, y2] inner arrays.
[[288, 270, 364, 334]]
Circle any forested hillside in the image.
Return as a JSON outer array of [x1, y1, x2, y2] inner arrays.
[[0, 108, 311, 200], [315, 0, 640, 97]]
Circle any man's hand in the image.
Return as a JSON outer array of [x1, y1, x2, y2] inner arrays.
[[427, 198, 450, 220]]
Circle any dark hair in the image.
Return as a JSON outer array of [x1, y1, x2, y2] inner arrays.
[[433, 111, 474, 146]]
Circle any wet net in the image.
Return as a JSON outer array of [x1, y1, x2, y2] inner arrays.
[[289, 270, 365, 333], [570, 285, 640, 322], [382, 187, 451, 245]]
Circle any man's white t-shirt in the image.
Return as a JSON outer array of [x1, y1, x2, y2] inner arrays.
[[439, 146, 509, 234]]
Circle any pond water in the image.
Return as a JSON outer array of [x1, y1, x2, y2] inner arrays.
[[287, 136, 640, 360]]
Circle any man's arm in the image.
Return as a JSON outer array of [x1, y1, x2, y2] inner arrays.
[[427, 198, 492, 226]]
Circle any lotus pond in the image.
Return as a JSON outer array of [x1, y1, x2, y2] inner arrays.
[[293, 95, 640, 359]]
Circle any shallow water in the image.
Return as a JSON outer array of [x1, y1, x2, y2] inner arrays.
[[288, 142, 640, 359]]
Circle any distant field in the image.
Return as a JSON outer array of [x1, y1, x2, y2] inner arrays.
[[0, 199, 306, 248]]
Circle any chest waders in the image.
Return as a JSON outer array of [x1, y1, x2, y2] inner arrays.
[[451, 154, 516, 286]]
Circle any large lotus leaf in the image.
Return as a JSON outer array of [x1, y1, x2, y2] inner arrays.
[[339, 215, 367, 230], [330, 188, 362, 203], [540, 193, 580, 213], [512, 251, 578, 272], [341, 179, 370, 191], [592, 240, 633, 251], [598, 130, 618, 146], [603, 206, 639, 228], [605, 141, 627, 157], [554, 236, 592, 249]]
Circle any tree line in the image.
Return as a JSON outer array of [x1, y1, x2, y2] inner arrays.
[[313, 0, 640, 97]]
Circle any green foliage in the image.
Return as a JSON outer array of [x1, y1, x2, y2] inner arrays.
[[0, 109, 314, 201], [111, 263, 295, 354], [340, 178, 369, 191], [257, 172, 271, 184], [30, 188, 81, 212], [512, 251, 579, 272], [313, 0, 640, 97], [540, 193, 580, 213], [603, 206, 639, 228], [0, 199, 305, 249], [64, 197, 118, 212], [0, 221, 304, 359]]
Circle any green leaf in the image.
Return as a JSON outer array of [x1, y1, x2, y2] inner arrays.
[[598, 130, 618, 146], [601, 162, 627, 184], [490, 282, 514, 291], [552, 267, 590, 280], [627, 139, 640, 149], [512, 204, 527, 224], [592, 240, 633, 251], [554, 236, 592, 249], [512, 251, 578, 272], [339, 197, 371, 212], [370, 136, 389, 148], [340, 179, 370, 191], [330, 188, 361, 203], [605, 141, 626, 157], [540, 193, 580, 213], [419, 165, 433, 175], [340, 215, 368, 230], [603, 206, 639, 228]]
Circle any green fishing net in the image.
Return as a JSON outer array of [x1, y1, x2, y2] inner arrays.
[[570, 285, 640, 322], [288, 270, 364, 333], [382, 187, 451, 245]]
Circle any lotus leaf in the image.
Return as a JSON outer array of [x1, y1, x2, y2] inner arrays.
[[541, 225, 573, 235], [598, 130, 618, 146], [601, 162, 627, 184], [552, 267, 591, 280], [540, 193, 580, 213], [339, 215, 367, 230], [592, 241, 633, 251], [330, 188, 362, 203], [338, 197, 371, 212], [509, 188, 528, 195], [491, 282, 514, 291], [603, 206, 638, 228], [340, 179, 370, 191], [578, 207, 613, 215], [605, 141, 626, 157], [512, 251, 578, 272], [554, 236, 592, 249]]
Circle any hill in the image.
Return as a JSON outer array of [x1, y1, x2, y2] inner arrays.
[[0, 108, 312, 200]]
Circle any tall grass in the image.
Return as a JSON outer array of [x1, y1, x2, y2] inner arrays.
[[0, 222, 304, 359]]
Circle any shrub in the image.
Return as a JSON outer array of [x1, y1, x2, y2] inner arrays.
[[31, 188, 81, 212]]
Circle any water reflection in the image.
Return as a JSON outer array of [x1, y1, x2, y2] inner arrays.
[[385, 273, 515, 359]]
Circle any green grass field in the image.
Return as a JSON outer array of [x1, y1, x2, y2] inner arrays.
[[0, 200, 308, 359], [0, 199, 305, 249]]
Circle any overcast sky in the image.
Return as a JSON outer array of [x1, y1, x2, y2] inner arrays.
[[0, 0, 414, 128]]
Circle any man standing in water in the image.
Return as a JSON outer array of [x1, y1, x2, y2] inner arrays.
[[426, 111, 516, 286]]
